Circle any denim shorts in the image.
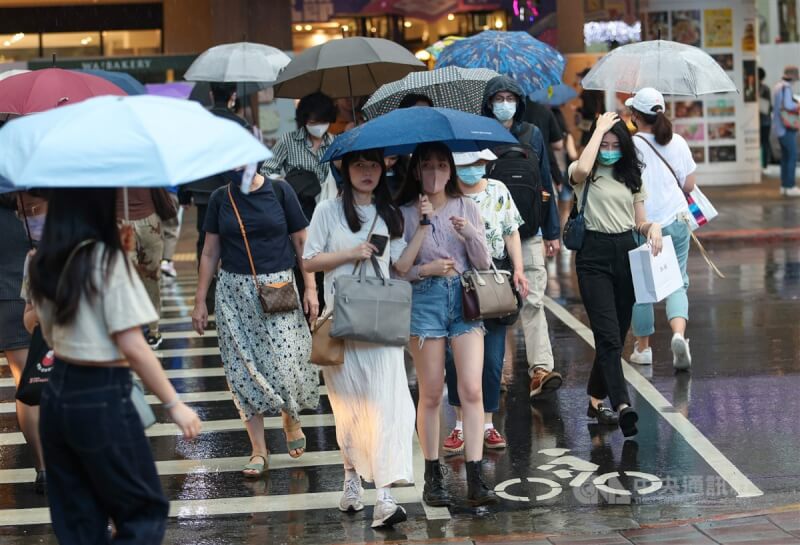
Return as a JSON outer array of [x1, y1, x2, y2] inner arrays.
[[410, 275, 482, 342]]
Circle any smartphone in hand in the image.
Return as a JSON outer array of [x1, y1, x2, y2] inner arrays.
[[369, 234, 389, 256]]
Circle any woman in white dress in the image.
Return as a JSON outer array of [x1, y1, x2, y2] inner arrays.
[[304, 149, 417, 529]]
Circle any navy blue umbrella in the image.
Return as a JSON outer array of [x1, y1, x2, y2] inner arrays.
[[74, 69, 146, 95], [321, 106, 518, 162]]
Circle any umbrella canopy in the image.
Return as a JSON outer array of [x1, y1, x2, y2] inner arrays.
[[321, 106, 518, 162], [146, 82, 195, 99], [184, 42, 290, 84], [0, 69, 29, 81], [435, 31, 565, 97], [530, 83, 578, 106], [272, 37, 425, 99], [362, 66, 500, 119], [74, 69, 147, 95], [0, 95, 271, 189], [0, 68, 126, 115], [580, 40, 738, 96], [425, 36, 465, 60]]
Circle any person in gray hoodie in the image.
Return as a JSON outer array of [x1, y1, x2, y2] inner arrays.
[[481, 75, 564, 399]]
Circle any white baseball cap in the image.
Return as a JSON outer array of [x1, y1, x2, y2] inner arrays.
[[452, 149, 497, 166], [625, 87, 666, 114]]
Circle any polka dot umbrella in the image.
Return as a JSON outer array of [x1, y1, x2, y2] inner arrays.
[[435, 30, 565, 97]]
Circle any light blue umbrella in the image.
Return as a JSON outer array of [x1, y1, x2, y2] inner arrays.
[[0, 95, 271, 189], [435, 30, 565, 97], [321, 106, 517, 162], [529, 83, 578, 106]]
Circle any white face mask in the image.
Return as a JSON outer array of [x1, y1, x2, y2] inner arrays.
[[306, 123, 329, 138], [492, 101, 517, 121], [22, 213, 46, 242]]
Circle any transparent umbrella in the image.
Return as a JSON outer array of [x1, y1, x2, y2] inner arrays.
[[580, 40, 737, 96]]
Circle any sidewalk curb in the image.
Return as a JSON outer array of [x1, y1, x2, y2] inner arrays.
[[696, 227, 800, 243]]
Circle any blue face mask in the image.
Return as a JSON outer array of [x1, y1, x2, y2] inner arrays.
[[456, 165, 485, 185], [598, 150, 622, 166], [492, 101, 517, 121]]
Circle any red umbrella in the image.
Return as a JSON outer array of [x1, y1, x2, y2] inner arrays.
[[0, 68, 126, 115]]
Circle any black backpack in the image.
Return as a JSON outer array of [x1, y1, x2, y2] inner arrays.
[[486, 123, 543, 239]]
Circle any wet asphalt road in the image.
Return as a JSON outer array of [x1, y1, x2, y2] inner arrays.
[[0, 238, 798, 544]]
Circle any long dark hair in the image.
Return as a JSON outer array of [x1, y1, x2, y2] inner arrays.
[[29, 188, 127, 325], [590, 119, 643, 194], [633, 107, 673, 145], [395, 142, 462, 206], [340, 149, 404, 238]]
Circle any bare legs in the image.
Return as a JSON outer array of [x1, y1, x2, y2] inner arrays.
[[6, 348, 44, 471]]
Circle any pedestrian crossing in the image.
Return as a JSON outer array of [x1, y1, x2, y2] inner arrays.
[[0, 272, 451, 529]]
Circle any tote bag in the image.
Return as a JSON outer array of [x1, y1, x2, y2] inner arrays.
[[628, 235, 683, 304]]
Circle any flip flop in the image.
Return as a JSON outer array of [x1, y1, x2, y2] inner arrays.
[[242, 454, 269, 478], [284, 423, 306, 459]]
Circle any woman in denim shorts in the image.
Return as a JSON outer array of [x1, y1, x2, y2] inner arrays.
[[394, 142, 497, 507]]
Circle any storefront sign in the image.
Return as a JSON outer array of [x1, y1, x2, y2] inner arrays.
[[28, 55, 196, 74]]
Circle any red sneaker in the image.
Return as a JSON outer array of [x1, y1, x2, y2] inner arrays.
[[443, 428, 464, 454], [483, 427, 507, 449]]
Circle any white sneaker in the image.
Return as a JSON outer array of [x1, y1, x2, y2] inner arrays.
[[782, 186, 800, 197], [629, 341, 653, 365], [371, 496, 407, 528], [160, 260, 177, 278], [338, 477, 364, 512], [671, 334, 692, 371]]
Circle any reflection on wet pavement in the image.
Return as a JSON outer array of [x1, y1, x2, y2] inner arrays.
[[0, 240, 798, 544]]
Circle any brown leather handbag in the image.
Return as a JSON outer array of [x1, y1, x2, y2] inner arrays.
[[310, 311, 344, 366], [227, 186, 299, 314], [461, 262, 518, 322]]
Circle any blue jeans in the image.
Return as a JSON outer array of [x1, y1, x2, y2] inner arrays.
[[778, 129, 798, 189], [410, 275, 482, 343], [40, 360, 168, 544], [444, 319, 507, 413], [632, 220, 691, 337]]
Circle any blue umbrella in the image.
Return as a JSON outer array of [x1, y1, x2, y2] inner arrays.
[[435, 30, 565, 97], [0, 95, 271, 188], [529, 83, 578, 106], [321, 106, 518, 162], [74, 69, 147, 95]]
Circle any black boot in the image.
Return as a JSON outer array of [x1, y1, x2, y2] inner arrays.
[[466, 460, 499, 506], [423, 459, 450, 507]]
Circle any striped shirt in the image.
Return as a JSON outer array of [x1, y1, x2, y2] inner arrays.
[[261, 128, 332, 184]]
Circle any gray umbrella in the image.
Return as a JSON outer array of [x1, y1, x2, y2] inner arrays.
[[362, 66, 500, 119], [271, 37, 425, 99], [185, 42, 291, 84]]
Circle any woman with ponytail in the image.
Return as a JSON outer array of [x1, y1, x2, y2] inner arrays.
[[626, 87, 696, 371]]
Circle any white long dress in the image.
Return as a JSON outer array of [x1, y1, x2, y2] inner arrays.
[[303, 199, 415, 488]]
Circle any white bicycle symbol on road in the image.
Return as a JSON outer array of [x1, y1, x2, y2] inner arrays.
[[494, 448, 663, 503]]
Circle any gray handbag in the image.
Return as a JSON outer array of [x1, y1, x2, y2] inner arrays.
[[331, 255, 412, 346], [131, 379, 156, 429]]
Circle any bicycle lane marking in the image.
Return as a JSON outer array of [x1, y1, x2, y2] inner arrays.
[[543, 296, 764, 499]]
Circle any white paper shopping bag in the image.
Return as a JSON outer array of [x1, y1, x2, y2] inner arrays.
[[628, 235, 683, 304]]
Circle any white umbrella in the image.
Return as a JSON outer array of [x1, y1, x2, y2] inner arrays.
[[581, 40, 737, 96], [184, 42, 290, 84]]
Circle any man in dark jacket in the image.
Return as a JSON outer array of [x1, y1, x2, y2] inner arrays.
[[482, 75, 563, 399], [179, 82, 251, 261]]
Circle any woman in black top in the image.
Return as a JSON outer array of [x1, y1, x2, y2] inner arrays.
[[192, 170, 320, 477]]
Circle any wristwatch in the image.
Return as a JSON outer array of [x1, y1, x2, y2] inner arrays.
[[420, 214, 431, 226]]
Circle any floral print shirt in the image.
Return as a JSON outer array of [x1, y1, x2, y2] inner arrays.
[[463, 179, 524, 260]]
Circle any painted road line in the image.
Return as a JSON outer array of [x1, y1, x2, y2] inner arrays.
[[0, 413, 336, 446], [160, 315, 215, 325], [155, 347, 220, 358], [161, 295, 196, 303], [412, 434, 451, 520], [0, 367, 227, 388], [0, 486, 424, 527], [0, 386, 330, 413], [0, 451, 345, 484], [543, 296, 764, 499], [161, 305, 193, 313]]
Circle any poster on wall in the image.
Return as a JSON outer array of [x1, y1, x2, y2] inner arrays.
[[672, 10, 702, 46], [709, 145, 737, 162], [707, 98, 736, 117], [690, 147, 706, 163], [708, 122, 736, 140], [644, 12, 670, 41], [710, 53, 734, 71], [674, 101, 704, 118], [742, 19, 757, 52], [704, 8, 733, 47], [674, 122, 706, 142], [743, 60, 757, 102]]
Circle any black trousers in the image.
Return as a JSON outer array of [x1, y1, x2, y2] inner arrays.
[[195, 203, 208, 262], [576, 230, 636, 409], [40, 362, 168, 544]]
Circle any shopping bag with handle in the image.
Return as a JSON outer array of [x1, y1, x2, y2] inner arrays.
[[628, 235, 683, 304]]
